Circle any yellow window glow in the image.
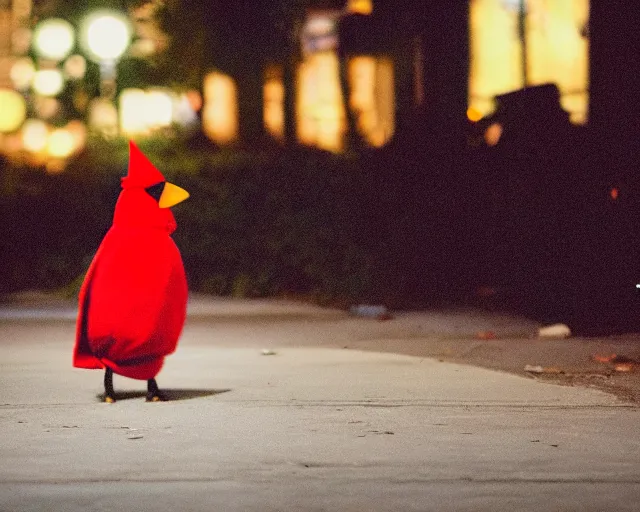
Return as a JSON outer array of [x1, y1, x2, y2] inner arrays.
[[264, 65, 285, 141], [202, 72, 238, 145], [297, 52, 345, 153], [348, 56, 395, 147], [469, 0, 589, 124]]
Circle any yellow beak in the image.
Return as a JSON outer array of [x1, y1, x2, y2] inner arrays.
[[159, 182, 190, 209]]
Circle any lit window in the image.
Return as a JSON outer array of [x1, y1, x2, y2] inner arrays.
[[202, 72, 238, 144], [469, 0, 589, 124], [263, 65, 285, 141], [348, 56, 395, 147], [297, 52, 346, 152]]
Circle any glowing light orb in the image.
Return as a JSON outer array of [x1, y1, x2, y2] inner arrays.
[[33, 69, 65, 96], [0, 89, 27, 133], [64, 54, 87, 80], [47, 128, 76, 158], [22, 119, 49, 152], [65, 120, 87, 151], [10, 57, 35, 90], [34, 97, 60, 119], [203, 72, 238, 144], [81, 11, 131, 62], [88, 98, 119, 136], [467, 107, 483, 123], [33, 18, 75, 61], [119, 88, 147, 135], [348, 0, 373, 15], [484, 123, 503, 146]]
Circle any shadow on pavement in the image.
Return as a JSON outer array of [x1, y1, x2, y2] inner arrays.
[[95, 388, 231, 402]]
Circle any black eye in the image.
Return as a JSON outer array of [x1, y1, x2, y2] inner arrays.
[[145, 182, 165, 202]]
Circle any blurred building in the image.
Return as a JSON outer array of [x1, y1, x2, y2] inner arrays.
[[3, 1, 638, 160]]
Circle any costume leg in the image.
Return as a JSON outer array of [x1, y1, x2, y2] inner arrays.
[[146, 378, 167, 402], [104, 367, 116, 403]]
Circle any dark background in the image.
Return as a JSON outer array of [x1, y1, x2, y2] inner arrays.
[[1, 1, 639, 334]]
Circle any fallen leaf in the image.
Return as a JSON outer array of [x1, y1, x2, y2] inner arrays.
[[593, 353, 617, 363], [614, 363, 634, 373]]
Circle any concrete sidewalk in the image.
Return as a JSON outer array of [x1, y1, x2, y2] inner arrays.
[[1, 295, 639, 511]]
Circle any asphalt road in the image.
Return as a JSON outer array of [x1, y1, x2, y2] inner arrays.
[[1, 295, 639, 511]]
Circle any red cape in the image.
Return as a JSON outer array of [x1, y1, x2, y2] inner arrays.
[[73, 146, 187, 380]]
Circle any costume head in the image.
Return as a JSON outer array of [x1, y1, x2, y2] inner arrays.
[[113, 141, 189, 232]]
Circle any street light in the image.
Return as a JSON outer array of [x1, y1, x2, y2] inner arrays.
[[80, 10, 131, 99], [79, 10, 131, 137]]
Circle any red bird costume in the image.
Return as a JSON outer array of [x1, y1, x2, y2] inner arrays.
[[73, 141, 189, 381]]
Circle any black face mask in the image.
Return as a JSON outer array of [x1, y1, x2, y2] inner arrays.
[[145, 182, 166, 203]]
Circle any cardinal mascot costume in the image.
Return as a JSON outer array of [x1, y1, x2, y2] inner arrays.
[[73, 140, 189, 402]]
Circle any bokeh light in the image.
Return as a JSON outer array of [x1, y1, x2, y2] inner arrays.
[[33, 97, 61, 119], [466, 107, 483, 123], [32, 69, 65, 96], [174, 94, 198, 128], [22, 119, 49, 152], [119, 88, 148, 135], [47, 128, 76, 158], [81, 11, 131, 62], [347, 0, 373, 15], [0, 89, 27, 133], [145, 90, 174, 128], [484, 122, 503, 146], [64, 54, 87, 80], [33, 18, 75, 61], [203, 72, 239, 144], [10, 57, 36, 91], [65, 120, 88, 152], [186, 90, 203, 112], [88, 97, 119, 136], [11, 27, 32, 55]]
